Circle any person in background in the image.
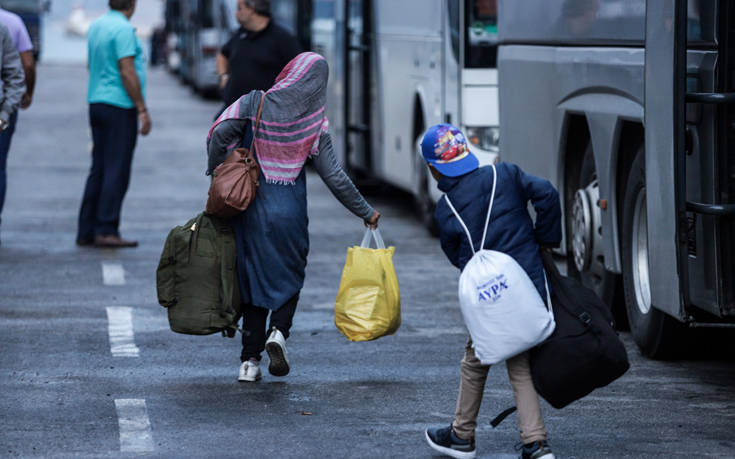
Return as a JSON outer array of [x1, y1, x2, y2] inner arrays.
[[216, 0, 300, 108], [421, 124, 561, 459], [208, 52, 380, 383], [77, 0, 151, 248], [0, 21, 26, 245]]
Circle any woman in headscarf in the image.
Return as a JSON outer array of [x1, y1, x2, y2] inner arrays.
[[207, 52, 380, 382]]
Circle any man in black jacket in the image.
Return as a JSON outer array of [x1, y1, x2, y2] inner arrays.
[[216, 0, 301, 107]]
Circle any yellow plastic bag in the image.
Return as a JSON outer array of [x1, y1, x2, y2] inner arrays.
[[334, 228, 401, 341]]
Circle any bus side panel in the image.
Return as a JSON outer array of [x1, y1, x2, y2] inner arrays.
[[498, 45, 644, 273], [644, 1, 686, 320], [311, 1, 344, 164], [373, 0, 443, 191]]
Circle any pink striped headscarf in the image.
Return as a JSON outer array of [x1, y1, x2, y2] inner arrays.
[[209, 52, 329, 184]]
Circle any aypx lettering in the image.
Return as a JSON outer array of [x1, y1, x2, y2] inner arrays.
[[477, 277, 509, 302]]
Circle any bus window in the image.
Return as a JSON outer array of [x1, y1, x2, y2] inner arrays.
[[314, 0, 335, 19], [272, 0, 298, 34], [199, 0, 215, 28], [448, 0, 460, 62], [688, 0, 716, 44], [465, 0, 498, 68]]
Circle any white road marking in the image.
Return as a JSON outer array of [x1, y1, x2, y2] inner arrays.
[[106, 307, 139, 357], [102, 262, 126, 286], [409, 326, 466, 338], [115, 399, 154, 453]]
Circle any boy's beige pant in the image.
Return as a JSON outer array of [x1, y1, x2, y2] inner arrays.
[[452, 337, 547, 444]]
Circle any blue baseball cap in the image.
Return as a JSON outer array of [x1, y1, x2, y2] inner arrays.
[[421, 124, 479, 177]]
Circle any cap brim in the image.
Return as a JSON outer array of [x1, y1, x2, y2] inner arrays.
[[430, 152, 479, 177]]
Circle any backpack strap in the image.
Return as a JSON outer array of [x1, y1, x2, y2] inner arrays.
[[444, 195, 476, 253], [444, 164, 498, 254]]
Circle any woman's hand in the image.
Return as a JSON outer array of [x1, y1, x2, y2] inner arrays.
[[364, 210, 381, 229]]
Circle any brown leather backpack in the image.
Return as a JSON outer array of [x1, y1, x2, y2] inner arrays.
[[205, 92, 265, 218]]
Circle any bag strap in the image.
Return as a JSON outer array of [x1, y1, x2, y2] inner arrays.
[[444, 196, 475, 252], [540, 250, 599, 332], [444, 164, 497, 254], [542, 271, 553, 315], [360, 228, 386, 249], [490, 406, 517, 428], [247, 91, 266, 153]]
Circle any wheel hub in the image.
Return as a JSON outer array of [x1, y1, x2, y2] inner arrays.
[[632, 189, 652, 314], [571, 181, 598, 272]]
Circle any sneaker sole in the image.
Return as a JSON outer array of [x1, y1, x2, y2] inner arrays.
[[238, 373, 261, 382], [265, 341, 289, 376], [424, 430, 476, 459]]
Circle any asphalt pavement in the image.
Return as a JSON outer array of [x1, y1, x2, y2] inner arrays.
[[1, 65, 734, 459]]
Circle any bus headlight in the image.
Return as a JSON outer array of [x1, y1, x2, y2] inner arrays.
[[466, 126, 500, 153]]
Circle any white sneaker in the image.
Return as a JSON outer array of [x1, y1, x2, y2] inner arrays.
[[265, 327, 290, 376], [238, 359, 261, 382]]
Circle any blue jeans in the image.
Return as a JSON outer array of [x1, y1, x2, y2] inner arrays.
[[77, 103, 138, 241], [0, 111, 19, 227]]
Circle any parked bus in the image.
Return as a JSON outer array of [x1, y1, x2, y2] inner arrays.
[[0, 0, 47, 60], [312, 0, 500, 231], [272, 0, 312, 50], [497, 0, 735, 356], [186, 0, 237, 93], [166, 0, 309, 94]]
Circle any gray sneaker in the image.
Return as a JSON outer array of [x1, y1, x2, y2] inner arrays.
[[520, 440, 554, 459], [425, 425, 476, 459]]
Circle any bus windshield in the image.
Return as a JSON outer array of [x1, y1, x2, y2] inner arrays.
[[466, 0, 498, 68]]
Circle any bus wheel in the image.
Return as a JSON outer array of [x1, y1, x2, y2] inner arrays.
[[566, 145, 618, 307], [622, 149, 681, 358]]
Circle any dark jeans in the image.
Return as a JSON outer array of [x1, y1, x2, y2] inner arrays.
[[77, 103, 138, 240], [241, 294, 299, 362], [0, 111, 19, 227]]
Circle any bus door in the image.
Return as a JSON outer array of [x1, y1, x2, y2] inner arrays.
[[343, 0, 372, 173], [643, 0, 688, 319], [646, 0, 735, 320], [683, 0, 735, 317]]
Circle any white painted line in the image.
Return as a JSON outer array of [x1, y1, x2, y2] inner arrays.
[[409, 326, 466, 338], [102, 262, 126, 286], [115, 399, 154, 453], [107, 307, 140, 357]]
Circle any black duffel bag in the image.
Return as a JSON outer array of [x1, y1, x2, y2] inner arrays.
[[490, 251, 630, 427], [531, 251, 630, 408]]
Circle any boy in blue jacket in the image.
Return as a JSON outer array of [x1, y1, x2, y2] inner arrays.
[[422, 124, 561, 459]]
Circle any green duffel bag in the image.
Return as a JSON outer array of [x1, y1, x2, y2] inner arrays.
[[156, 213, 241, 337]]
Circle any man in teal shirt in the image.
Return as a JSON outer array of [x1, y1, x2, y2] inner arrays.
[[78, 0, 151, 248]]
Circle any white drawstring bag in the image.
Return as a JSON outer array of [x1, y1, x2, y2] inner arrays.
[[445, 165, 555, 365]]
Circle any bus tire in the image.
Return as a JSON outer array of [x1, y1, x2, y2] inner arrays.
[[621, 148, 682, 358], [414, 135, 438, 236], [418, 173, 438, 237], [566, 144, 620, 309]]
